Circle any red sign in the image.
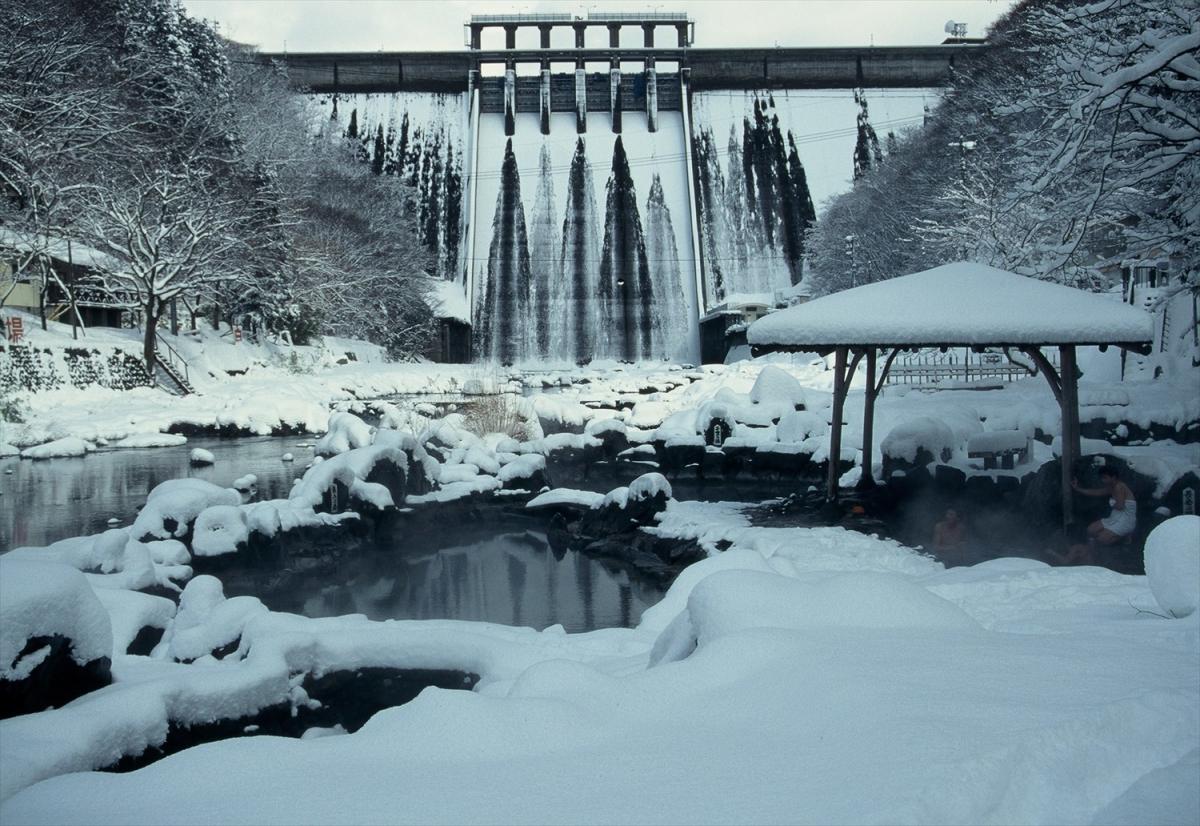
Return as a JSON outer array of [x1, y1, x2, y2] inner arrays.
[[6, 316, 23, 343]]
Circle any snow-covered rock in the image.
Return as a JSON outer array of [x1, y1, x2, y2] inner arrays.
[[130, 479, 241, 540], [749, 364, 805, 410], [1144, 515, 1200, 618], [162, 576, 267, 662], [882, 417, 957, 464], [110, 433, 187, 449], [0, 558, 112, 680], [189, 447, 215, 466], [20, 437, 95, 460], [776, 409, 827, 444], [629, 472, 672, 502], [191, 505, 250, 557], [314, 412, 375, 457]]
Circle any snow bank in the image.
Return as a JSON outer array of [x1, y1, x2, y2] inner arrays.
[[1144, 516, 1200, 618], [0, 558, 112, 679], [20, 437, 94, 460], [686, 570, 978, 648]]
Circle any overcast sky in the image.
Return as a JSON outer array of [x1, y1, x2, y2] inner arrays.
[[181, 0, 1016, 53]]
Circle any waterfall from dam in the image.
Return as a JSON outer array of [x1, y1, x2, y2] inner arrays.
[[310, 89, 933, 364], [472, 111, 695, 364]]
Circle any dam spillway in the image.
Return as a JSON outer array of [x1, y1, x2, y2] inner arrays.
[[292, 12, 964, 364]]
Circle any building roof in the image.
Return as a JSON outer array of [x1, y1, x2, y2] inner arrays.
[[747, 262, 1154, 350], [0, 227, 121, 273]]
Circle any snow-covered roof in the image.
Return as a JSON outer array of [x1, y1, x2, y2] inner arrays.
[[429, 278, 469, 323], [0, 227, 122, 273], [747, 262, 1154, 349]]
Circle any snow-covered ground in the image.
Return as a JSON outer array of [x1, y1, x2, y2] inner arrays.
[[1, 499, 1197, 825], [2, 330, 1198, 823]]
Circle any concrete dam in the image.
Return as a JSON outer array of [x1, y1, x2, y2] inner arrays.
[[267, 12, 978, 363]]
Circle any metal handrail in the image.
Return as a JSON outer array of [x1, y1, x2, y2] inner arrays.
[[154, 332, 189, 385]]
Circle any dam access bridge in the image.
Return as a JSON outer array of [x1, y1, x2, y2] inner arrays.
[[266, 11, 979, 134], [261, 13, 983, 363]]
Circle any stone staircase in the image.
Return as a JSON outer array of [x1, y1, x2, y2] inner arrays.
[[152, 334, 195, 396]]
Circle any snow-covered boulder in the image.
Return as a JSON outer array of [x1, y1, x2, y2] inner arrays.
[[6, 529, 191, 592], [0, 558, 113, 717], [20, 437, 95, 460], [1144, 515, 1200, 618], [131, 479, 241, 540], [314, 412, 375, 457], [111, 433, 187, 449], [749, 365, 805, 411], [882, 417, 957, 465], [289, 444, 407, 513], [629, 472, 672, 503], [776, 409, 827, 444], [162, 575, 267, 662], [191, 505, 250, 557], [189, 447, 215, 466], [497, 453, 546, 485]]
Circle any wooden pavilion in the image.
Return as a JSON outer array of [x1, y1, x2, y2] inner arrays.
[[746, 263, 1155, 525]]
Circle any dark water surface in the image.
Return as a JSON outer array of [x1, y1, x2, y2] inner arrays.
[[218, 520, 662, 632], [0, 435, 308, 550]]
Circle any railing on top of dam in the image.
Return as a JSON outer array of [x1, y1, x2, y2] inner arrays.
[[261, 44, 983, 94]]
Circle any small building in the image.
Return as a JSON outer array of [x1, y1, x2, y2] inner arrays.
[[698, 298, 775, 364], [427, 278, 472, 363], [0, 230, 131, 329]]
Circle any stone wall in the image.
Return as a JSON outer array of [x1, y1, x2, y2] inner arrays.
[[0, 344, 152, 395]]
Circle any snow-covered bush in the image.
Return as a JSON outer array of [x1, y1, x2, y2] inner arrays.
[[1144, 516, 1200, 618]]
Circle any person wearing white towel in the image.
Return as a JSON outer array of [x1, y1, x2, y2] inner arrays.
[[1062, 466, 1137, 564]]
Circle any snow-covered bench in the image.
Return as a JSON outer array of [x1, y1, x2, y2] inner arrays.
[[967, 431, 1031, 470]]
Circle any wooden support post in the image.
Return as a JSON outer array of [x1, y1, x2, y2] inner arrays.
[[827, 346, 848, 501], [859, 348, 878, 489], [1059, 345, 1080, 529]]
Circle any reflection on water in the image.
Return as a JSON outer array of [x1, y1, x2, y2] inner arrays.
[[0, 436, 307, 550], [224, 525, 662, 633]]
